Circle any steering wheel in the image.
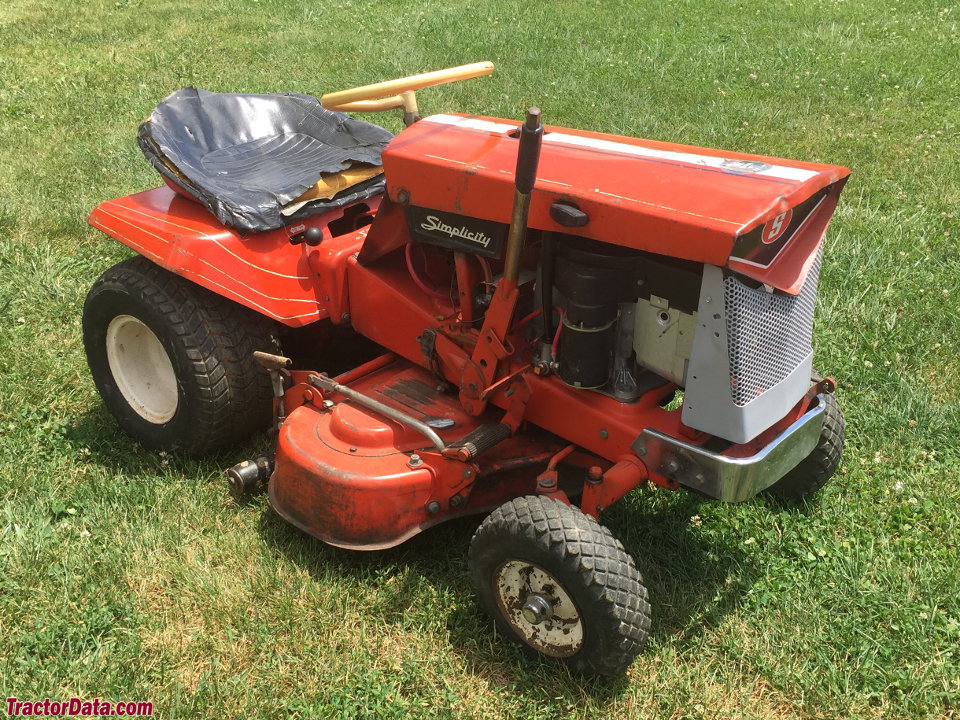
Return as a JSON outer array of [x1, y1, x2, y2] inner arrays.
[[321, 61, 494, 121]]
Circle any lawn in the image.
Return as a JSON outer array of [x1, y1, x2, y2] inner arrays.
[[1, 0, 958, 717]]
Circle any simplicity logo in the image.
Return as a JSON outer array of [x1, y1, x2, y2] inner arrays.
[[419, 215, 493, 247], [6, 698, 152, 717]]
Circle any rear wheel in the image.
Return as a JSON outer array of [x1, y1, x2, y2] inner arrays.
[[766, 387, 844, 501], [83, 256, 277, 454], [468, 495, 650, 676]]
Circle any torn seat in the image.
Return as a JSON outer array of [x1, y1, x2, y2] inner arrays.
[[137, 87, 394, 233]]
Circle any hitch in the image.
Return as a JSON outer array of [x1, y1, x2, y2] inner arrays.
[[226, 454, 275, 500]]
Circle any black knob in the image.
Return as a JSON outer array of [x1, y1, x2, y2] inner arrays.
[[550, 201, 589, 227], [303, 227, 324, 246], [514, 107, 543, 195]]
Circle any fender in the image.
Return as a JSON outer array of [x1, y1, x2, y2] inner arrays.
[[88, 186, 380, 327]]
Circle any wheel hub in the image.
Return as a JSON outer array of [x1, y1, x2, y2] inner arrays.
[[494, 560, 584, 657], [105, 315, 178, 424], [521, 593, 553, 625]]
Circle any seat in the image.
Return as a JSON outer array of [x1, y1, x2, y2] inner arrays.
[[138, 87, 394, 233]]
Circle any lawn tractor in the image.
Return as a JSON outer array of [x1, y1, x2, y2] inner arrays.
[[83, 62, 848, 676]]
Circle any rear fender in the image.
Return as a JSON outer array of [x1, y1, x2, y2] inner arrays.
[[88, 186, 379, 326]]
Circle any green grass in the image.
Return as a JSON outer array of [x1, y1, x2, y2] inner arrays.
[[1, 0, 958, 717]]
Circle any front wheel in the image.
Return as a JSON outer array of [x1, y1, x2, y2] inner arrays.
[[468, 495, 651, 677], [83, 256, 276, 454]]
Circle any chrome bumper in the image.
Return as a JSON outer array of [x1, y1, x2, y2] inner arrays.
[[632, 396, 826, 502]]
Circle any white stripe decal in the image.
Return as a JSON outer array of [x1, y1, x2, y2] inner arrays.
[[423, 115, 820, 183], [103, 201, 313, 281], [426, 114, 517, 134], [94, 208, 322, 321]]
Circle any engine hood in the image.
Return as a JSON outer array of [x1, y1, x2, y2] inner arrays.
[[382, 113, 849, 293]]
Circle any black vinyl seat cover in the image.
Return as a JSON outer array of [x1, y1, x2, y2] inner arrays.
[[138, 87, 394, 233]]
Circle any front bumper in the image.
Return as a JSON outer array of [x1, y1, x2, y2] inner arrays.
[[632, 396, 826, 502]]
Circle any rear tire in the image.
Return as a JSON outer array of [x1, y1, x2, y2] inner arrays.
[[766, 388, 844, 501], [468, 495, 650, 677], [83, 256, 277, 454]]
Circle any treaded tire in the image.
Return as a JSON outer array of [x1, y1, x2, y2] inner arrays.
[[83, 256, 276, 454], [468, 495, 650, 677], [766, 387, 845, 501]]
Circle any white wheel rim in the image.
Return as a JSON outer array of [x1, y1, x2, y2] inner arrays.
[[105, 315, 179, 424], [494, 559, 584, 657]]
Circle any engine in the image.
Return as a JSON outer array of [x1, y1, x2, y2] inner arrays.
[[549, 235, 820, 445], [550, 236, 696, 395]]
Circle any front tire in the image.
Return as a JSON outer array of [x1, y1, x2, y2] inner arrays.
[[468, 495, 651, 677], [83, 256, 276, 454]]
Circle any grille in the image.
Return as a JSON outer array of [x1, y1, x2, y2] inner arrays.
[[724, 250, 820, 406]]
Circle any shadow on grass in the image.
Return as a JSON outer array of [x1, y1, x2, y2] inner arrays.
[[759, 492, 825, 516], [253, 480, 759, 702], [253, 508, 637, 702], [69, 401, 757, 701], [66, 404, 274, 481], [604, 491, 759, 648]]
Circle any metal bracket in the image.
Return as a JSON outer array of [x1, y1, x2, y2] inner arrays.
[[254, 351, 292, 430]]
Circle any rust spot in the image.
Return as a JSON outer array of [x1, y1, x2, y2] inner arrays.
[[379, 378, 441, 410]]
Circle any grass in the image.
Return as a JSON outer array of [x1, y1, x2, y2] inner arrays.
[[1, 0, 958, 717]]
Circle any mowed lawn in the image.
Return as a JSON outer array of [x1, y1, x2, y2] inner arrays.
[[1, 0, 958, 718]]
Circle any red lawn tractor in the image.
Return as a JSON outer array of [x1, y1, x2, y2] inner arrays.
[[83, 62, 848, 675]]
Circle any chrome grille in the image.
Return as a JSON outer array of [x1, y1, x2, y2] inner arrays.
[[724, 250, 820, 407]]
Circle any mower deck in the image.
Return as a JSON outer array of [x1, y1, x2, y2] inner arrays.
[[269, 356, 569, 549]]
